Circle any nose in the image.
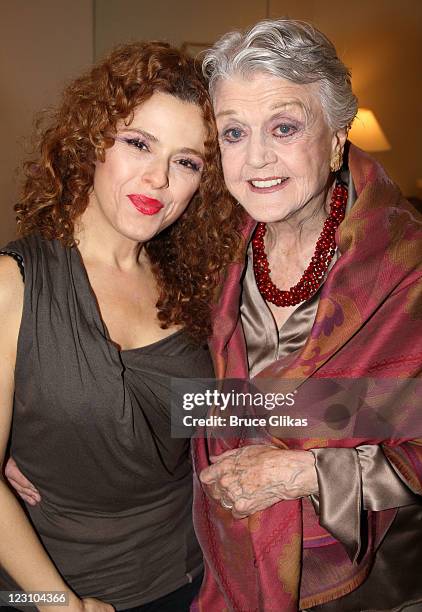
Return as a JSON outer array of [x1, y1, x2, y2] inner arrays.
[[141, 159, 169, 190], [245, 132, 277, 169]]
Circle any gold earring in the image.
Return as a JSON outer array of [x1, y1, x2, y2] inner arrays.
[[330, 150, 343, 173]]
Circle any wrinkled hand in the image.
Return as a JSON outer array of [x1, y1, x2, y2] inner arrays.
[[199, 445, 318, 518], [4, 456, 41, 506]]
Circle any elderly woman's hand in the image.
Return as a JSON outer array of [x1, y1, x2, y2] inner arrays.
[[199, 445, 318, 518]]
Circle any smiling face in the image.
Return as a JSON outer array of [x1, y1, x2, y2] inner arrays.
[[214, 72, 346, 223], [88, 91, 206, 244]]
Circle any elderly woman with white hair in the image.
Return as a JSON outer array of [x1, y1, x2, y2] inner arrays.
[[194, 19, 422, 612]]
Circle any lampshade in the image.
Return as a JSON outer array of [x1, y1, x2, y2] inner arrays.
[[348, 108, 391, 152]]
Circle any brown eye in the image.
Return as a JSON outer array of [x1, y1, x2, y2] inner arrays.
[[125, 138, 149, 151], [177, 159, 202, 172]]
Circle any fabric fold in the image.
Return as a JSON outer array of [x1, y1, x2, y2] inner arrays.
[[358, 444, 418, 510], [310, 447, 362, 563], [309, 444, 418, 566]]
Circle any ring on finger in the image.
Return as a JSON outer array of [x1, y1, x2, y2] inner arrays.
[[221, 497, 233, 510]]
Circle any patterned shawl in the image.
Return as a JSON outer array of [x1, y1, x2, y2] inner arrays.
[[191, 145, 422, 611]]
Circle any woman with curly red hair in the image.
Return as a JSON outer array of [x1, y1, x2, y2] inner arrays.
[[0, 42, 242, 611]]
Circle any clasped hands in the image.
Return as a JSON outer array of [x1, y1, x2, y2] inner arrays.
[[199, 444, 318, 519]]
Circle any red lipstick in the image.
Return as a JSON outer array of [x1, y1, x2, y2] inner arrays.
[[127, 194, 164, 216]]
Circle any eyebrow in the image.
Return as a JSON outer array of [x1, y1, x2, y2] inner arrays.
[[216, 100, 305, 119], [120, 128, 204, 159], [178, 147, 205, 160], [121, 127, 158, 142], [270, 101, 306, 112]]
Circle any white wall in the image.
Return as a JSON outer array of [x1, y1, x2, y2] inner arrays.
[[0, 0, 94, 245]]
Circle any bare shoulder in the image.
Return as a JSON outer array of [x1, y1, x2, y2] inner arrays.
[[0, 256, 23, 463], [0, 256, 24, 355], [0, 254, 23, 301]]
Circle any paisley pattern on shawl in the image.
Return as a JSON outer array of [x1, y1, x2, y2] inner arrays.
[[192, 144, 422, 611], [310, 298, 344, 339]]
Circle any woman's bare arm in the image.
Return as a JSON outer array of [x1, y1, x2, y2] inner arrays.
[[0, 257, 112, 612]]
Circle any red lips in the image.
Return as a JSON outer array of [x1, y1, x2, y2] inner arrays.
[[127, 194, 164, 216]]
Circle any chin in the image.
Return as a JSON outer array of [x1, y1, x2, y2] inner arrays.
[[242, 205, 291, 224], [115, 222, 160, 244]]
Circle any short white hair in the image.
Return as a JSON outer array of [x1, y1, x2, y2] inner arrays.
[[203, 19, 358, 131]]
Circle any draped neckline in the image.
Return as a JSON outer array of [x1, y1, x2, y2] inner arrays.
[[72, 245, 184, 355]]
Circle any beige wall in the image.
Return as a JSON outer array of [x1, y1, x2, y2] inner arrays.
[[94, 0, 267, 58], [0, 0, 93, 245], [95, 0, 422, 197]]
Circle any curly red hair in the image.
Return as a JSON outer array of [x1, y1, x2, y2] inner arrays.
[[15, 41, 244, 341]]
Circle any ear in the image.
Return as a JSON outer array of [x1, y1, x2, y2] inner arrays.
[[330, 128, 347, 172], [331, 127, 347, 159]]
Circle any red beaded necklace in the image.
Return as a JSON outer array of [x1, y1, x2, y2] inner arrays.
[[251, 182, 348, 307]]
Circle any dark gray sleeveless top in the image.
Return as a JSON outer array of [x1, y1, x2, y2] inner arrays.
[[0, 234, 214, 609]]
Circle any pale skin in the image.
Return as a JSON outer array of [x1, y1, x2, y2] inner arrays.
[[200, 72, 347, 517], [0, 91, 206, 608]]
